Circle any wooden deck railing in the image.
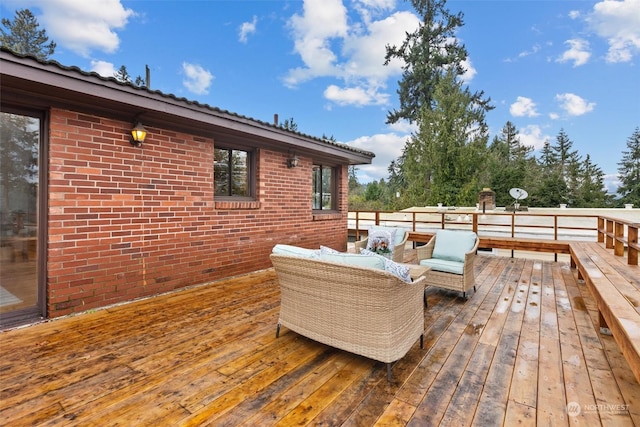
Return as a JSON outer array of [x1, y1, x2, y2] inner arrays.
[[599, 216, 639, 265], [349, 210, 639, 266]]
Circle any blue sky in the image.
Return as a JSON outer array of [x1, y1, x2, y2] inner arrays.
[[2, 0, 639, 194]]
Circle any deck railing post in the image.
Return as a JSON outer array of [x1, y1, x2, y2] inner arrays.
[[606, 219, 614, 249], [629, 224, 638, 266], [511, 213, 515, 258], [598, 217, 605, 243], [614, 221, 625, 257], [554, 215, 559, 262], [472, 213, 478, 234]]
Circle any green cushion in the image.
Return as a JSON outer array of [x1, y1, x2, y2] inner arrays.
[[432, 230, 476, 263], [272, 244, 319, 258], [318, 252, 386, 270], [420, 258, 464, 275], [369, 226, 406, 246]]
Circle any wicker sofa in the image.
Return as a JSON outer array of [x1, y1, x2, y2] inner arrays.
[[416, 229, 479, 298], [270, 251, 426, 380]]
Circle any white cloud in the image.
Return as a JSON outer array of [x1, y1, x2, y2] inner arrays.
[[460, 58, 477, 82], [387, 120, 418, 135], [30, 0, 135, 57], [353, 0, 396, 24], [518, 44, 541, 59], [324, 85, 388, 106], [354, 0, 396, 10], [510, 97, 539, 117], [569, 10, 581, 19], [556, 38, 591, 67], [341, 11, 420, 81], [587, 0, 640, 63], [90, 60, 117, 77], [284, 0, 421, 107], [519, 125, 549, 151], [603, 173, 619, 194], [239, 15, 258, 43], [182, 63, 214, 95], [344, 131, 411, 183], [555, 93, 596, 116], [285, 0, 348, 86]]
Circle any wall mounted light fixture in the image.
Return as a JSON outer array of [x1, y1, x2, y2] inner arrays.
[[130, 122, 147, 147], [287, 155, 299, 168]]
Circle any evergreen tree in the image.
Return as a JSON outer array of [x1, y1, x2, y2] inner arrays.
[[0, 8, 56, 60], [530, 129, 581, 207], [114, 65, 132, 83], [347, 165, 360, 193], [552, 128, 580, 181], [538, 140, 556, 168], [386, 159, 407, 209], [401, 68, 489, 206], [577, 154, 610, 207], [280, 117, 298, 132], [134, 75, 146, 87], [486, 121, 534, 206], [384, 0, 490, 124], [617, 127, 640, 206], [364, 180, 384, 202], [565, 157, 583, 207]]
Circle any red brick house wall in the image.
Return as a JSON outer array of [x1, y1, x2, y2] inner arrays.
[[47, 109, 348, 317]]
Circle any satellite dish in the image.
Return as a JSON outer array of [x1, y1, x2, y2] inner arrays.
[[509, 188, 528, 201]]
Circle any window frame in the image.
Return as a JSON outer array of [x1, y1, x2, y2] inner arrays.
[[312, 164, 338, 212], [213, 146, 256, 200]]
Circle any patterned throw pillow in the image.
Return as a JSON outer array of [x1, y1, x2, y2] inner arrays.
[[365, 228, 396, 257], [319, 245, 340, 255], [360, 249, 411, 283]]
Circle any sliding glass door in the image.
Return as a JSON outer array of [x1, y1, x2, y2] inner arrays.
[[0, 110, 43, 326]]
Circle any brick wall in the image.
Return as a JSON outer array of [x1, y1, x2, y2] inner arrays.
[[47, 109, 349, 317]]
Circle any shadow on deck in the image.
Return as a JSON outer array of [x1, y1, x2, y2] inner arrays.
[[1, 250, 639, 426]]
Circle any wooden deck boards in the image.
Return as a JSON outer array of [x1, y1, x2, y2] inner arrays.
[[1, 252, 639, 426]]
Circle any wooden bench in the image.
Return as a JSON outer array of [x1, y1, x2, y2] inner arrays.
[[570, 241, 640, 383]]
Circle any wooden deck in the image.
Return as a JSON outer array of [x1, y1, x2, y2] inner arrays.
[[1, 251, 639, 426]]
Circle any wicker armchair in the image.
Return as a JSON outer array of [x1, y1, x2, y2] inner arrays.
[[270, 253, 426, 381], [354, 228, 409, 263], [416, 230, 479, 298]]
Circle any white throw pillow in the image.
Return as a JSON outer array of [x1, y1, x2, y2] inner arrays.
[[360, 249, 411, 283]]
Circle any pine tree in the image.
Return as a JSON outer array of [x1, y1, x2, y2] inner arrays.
[[552, 129, 580, 181], [538, 140, 556, 168], [487, 121, 534, 206], [0, 9, 56, 60], [577, 154, 610, 207], [402, 68, 489, 206], [384, 0, 491, 124], [617, 127, 640, 206], [530, 129, 581, 207], [114, 65, 132, 83], [280, 117, 298, 132]]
